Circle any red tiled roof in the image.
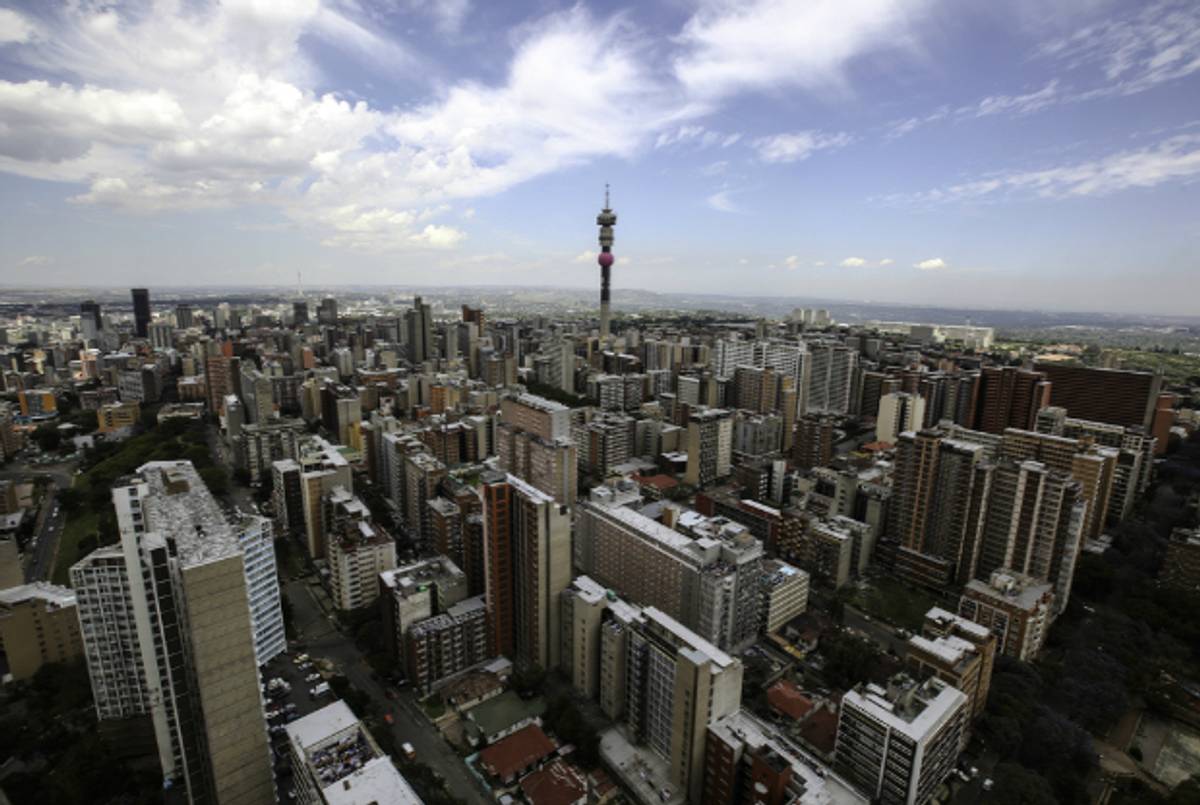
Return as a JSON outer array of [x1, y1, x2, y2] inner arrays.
[[635, 474, 678, 491], [767, 680, 815, 721], [799, 705, 839, 756], [519, 759, 586, 805], [479, 724, 556, 782]]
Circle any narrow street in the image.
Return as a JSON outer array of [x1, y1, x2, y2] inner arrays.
[[2, 460, 76, 582], [283, 574, 490, 804]]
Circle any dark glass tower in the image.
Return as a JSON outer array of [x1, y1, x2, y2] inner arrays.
[[131, 288, 150, 338]]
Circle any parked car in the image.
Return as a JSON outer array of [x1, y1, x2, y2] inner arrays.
[[401, 742, 415, 760]]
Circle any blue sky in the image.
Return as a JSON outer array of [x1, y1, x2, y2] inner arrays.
[[0, 1, 1198, 314]]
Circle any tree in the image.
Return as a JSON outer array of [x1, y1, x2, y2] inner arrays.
[[32, 424, 61, 452], [1170, 776, 1200, 805], [983, 763, 1059, 805], [199, 465, 228, 496]]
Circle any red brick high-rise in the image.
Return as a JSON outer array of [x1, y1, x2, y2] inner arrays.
[[974, 366, 1050, 434]]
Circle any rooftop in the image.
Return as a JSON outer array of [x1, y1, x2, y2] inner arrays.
[[0, 582, 76, 608], [519, 759, 586, 805], [131, 461, 241, 566], [844, 675, 967, 741], [322, 756, 422, 805], [478, 723, 556, 781], [767, 679, 815, 721]]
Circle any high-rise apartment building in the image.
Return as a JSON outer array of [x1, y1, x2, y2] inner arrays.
[[620, 607, 744, 804], [481, 471, 572, 669], [1000, 427, 1116, 541], [908, 607, 996, 723], [327, 516, 395, 611], [131, 287, 150, 338], [805, 344, 858, 415], [1034, 363, 1162, 429], [972, 366, 1051, 434], [685, 407, 733, 488], [0, 583, 83, 681], [575, 499, 763, 651], [959, 570, 1054, 661], [496, 394, 577, 506], [793, 413, 834, 469], [405, 595, 489, 693], [204, 353, 240, 412], [876, 391, 927, 445], [836, 674, 968, 805], [890, 430, 992, 589], [71, 462, 276, 803], [972, 459, 1086, 613]]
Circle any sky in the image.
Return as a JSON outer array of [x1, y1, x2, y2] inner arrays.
[[0, 0, 1198, 314]]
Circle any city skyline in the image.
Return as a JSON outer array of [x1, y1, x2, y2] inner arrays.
[[0, 1, 1198, 315]]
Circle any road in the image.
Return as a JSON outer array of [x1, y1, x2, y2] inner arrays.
[[843, 603, 909, 656], [1, 459, 76, 583], [283, 574, 490, 804]]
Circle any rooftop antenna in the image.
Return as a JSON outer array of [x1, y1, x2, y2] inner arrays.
[[604, 182, 610, 209], [297, 270, 302, 299]]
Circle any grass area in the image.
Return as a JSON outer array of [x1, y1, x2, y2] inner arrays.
[[1096, 348, 1200, 385], [51, 510, 98, 586], [852, 576, 940, 632]]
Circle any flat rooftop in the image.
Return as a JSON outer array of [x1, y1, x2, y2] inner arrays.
[[133, 461, 240, 566]]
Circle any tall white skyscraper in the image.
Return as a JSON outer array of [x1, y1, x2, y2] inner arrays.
[[72, 461, 278, 803]]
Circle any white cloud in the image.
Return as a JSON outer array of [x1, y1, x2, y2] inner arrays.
[[0, 9, 36, 44], [880, 134, 1200, 205], [914, 257, 947, 270], [879, 258, 894, 266], [813, 260, 827, 267], [673, 0, 936, 102], [840, 256, 867, 267], [754, 130, 853, 163], [707, 189, 741, 213], [885, 106, 948, 140], [573, 251, 595, 263], [17, 255, 53, 267], [1039, 1, 1200, 96], [0, 3, 687, 252], [655, 125, 741, 150], [784, 255, 801, 269], [966, 79, 1060, 118]]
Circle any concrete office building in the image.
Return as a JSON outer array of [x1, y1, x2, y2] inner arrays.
[[760, 559, 810, 634], [575, 499, 763, 651], [0, 583, 83, 682], [836, 674, 968, 805], [481, 472, 572, 669], [287, 701, 422, 805], [71, 462, 275, 803]]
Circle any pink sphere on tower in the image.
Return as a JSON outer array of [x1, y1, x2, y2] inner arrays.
[[598, 252, 614, 268]]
